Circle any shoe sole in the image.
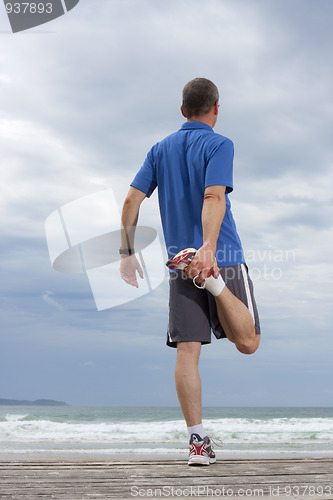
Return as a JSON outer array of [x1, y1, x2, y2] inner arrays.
[[166, 249, 196, 270], [166, 249, 214, 289], [188, 456, 216, 466]]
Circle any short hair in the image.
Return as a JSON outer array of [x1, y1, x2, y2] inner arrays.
[[182, 78, 219, 119]]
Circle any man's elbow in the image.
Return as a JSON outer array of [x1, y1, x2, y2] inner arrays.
[[123, 187, 146, 208], [203, 192, 224, 203], [203, 186, 226, 204], [123, 194, 135, 208]]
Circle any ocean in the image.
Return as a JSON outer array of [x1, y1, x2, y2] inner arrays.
[[1, 406, 332, 460]]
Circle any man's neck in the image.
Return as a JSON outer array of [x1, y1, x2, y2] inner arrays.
[[187, 116, 215, 128]]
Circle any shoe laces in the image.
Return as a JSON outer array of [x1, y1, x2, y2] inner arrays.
[[209, 436, 224, 448]]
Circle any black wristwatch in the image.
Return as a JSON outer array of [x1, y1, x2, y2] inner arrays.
[[119, 248, 135, 255]]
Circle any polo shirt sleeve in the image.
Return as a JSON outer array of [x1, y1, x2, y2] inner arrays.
[[205, 138, 234, 193], [130, 146, 157, 198]]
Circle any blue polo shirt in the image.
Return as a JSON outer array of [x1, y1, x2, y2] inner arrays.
[[131, 121, 245, 266]]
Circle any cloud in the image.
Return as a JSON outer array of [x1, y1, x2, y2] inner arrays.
[[1, 0, 332, 405], [41, 290, 64, 311], [83, 361, 96, 368]]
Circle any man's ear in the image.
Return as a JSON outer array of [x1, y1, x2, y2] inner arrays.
[[180, 105, 187, 118], [213, 101, 219, 115]]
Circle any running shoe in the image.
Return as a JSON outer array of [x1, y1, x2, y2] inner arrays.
[[166, 248, 197, 271], [166, 248, 213, 288], [188, 433, 216, 466]]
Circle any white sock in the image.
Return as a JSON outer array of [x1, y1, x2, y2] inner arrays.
[[187, 423, 207, 440], [204, 273, 225, 296]]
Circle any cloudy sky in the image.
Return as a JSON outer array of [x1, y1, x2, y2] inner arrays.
[[1, 0, 332, 407]]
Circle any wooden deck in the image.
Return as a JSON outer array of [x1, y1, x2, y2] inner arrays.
[[0, 458, 332, 499]]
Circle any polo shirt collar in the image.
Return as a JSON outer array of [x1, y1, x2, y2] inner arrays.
[[180, 121, 214, 132]]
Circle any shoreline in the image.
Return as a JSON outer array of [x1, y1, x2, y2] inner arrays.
[[1, 455, 332, 463], [2, 449, 333, 461]]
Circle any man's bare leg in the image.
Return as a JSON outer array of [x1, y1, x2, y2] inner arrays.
[[172, 247, 260, 356], [215, 286, 260, 355], [175, 341, 202, 426]]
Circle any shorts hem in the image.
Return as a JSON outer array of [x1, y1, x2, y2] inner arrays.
[[166, 338, 211, 349]]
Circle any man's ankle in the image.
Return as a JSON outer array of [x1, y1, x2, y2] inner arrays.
[[187, 422, 207, 440]]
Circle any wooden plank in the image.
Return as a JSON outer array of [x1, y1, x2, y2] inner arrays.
[[0, 458, 332, 499]]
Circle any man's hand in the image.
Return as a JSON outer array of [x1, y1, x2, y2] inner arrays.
[[184, 242, 219, 282], [120, 254, 144, 288], [120, 187, 146, 288]]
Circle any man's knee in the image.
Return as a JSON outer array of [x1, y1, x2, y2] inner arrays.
[[236, 336, 260, 355], [177, 341, 201, 358]]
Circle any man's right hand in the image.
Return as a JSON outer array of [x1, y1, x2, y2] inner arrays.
[[184, 242, 219, 283]]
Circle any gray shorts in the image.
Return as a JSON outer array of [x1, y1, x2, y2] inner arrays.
[[167, 264, 261, 348]]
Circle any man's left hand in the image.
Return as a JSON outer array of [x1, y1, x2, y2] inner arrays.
[[120, 254, 144, 288]]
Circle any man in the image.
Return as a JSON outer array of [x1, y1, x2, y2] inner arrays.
[[120, 78, 261, 466]]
